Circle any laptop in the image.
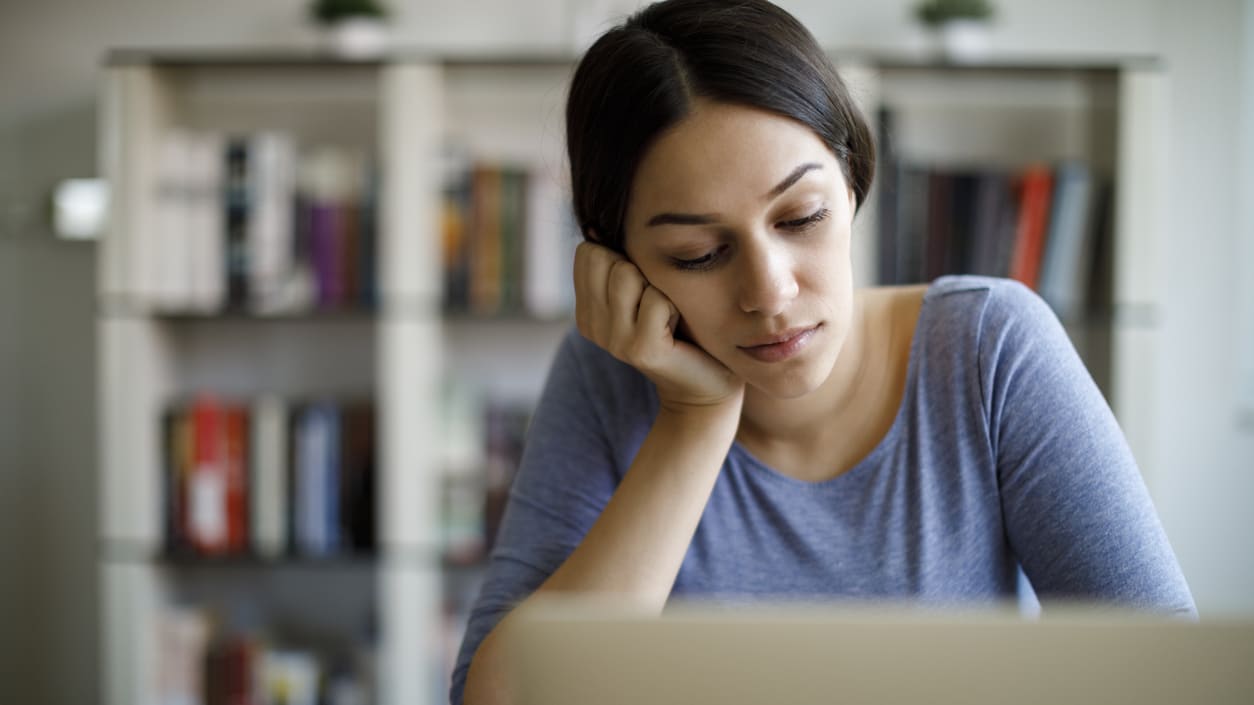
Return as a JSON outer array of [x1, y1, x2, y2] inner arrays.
[[505, 597, 1254, 705]]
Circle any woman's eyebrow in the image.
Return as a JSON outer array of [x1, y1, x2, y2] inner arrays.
[[645, 162, 824, 228], [766, 162, 823, 200]]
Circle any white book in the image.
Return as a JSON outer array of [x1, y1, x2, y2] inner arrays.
[[251, 394, 288, 557], [523, 167, 576, 318], [189, 132, 226, 313], [155, 606, 212, 705], [154, 129, 194, 311], [248, 132, 297, 314]]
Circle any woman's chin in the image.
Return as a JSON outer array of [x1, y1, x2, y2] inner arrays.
[[740, 365, 830, 400]]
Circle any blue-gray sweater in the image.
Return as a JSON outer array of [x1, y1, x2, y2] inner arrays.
[[450, 276, 1195, 704]]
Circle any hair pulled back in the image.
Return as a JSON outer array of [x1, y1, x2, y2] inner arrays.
[[565, 0, 876, 253]]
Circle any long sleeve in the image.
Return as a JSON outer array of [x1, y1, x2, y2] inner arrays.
[[978, 280, 1196, 615]]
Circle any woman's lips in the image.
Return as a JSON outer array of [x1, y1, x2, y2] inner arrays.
[[738, 324, 820, 363]]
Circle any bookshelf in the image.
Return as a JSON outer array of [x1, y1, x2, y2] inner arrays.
[[837, 56, 1167, 496], [98, 53, 576, 705], [98, 50, 1165, 705]]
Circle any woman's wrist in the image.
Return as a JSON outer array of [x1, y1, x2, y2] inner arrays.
[[655, 390, 744, 438]]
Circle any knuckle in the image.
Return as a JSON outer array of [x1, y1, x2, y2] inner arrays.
[[609, 261, 641, 288]]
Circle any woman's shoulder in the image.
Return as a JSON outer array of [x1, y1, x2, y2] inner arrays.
[[908, 276, 1071, 386], [858, 275, 1042, 332], [861, 275, 1062, 368], [887, 275, 1057, 333]]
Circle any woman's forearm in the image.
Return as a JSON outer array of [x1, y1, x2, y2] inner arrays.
[[462, 400, 741, 705]]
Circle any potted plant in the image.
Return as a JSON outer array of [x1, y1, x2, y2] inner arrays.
[[913, 0, 995, 62], [311, 0, 391, 58]]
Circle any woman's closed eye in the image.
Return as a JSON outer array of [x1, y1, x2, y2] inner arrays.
[[670, 244, 728, 271], [778, 207, 830, 231], [667, 208, 831, 271]]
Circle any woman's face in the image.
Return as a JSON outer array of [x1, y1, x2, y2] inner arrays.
[[623, 99, 858, 400]]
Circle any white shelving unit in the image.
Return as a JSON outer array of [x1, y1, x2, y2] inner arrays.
[[98, 50, 1165, 705], [97, 53, 574, 705]]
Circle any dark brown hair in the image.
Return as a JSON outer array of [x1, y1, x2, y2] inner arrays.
[[565, 0, 876, 253]]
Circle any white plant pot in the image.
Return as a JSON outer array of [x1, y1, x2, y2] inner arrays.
[[326, 17, 390, 59], [938, 20, 991, 63]]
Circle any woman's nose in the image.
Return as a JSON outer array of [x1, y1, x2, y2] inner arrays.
[[736, 244, 799, 317]]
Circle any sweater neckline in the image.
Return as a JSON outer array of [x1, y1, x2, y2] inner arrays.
[[729, 281, 936, 489]]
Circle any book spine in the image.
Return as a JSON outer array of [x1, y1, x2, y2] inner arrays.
[[224, 404, 249, 553], [324, 403, 341, 554], [1009, 165, 1055, 290], [875, 107, 900, 285], [522, 166, 575, 317], [224, 138, 251, 310], [310, 203, 338, 310], [251, 395, 288, 558], [247, 132, 297, 313], [190, 396, 228, 554], [1037, 161, 1095, 320]]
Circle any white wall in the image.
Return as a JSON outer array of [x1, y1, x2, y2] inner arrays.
[[1151, 0, 1254, 616], [0, 0, 1250, 701]]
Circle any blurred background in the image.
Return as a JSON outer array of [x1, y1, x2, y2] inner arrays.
[[0, 0, 1251, 703]]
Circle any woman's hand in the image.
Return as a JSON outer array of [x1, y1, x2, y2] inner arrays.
[[574, 241, 745, 410]]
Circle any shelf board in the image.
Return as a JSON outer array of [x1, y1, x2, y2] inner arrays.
[[105, 46, 1162, 74], [100, 539, 496, 571], [101, 543, 380, 569], [105, 47, 579, 70], [98, 299, 571, 325], [830, 48, 1163, 73]]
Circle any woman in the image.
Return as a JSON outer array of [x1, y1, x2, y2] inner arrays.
[[452, 1, 1195, 703]]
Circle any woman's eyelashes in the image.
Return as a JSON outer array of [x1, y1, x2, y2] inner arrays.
[[667, 207, 831, 271], [670, 244, 727, 271], [780, 207, 830, 231]]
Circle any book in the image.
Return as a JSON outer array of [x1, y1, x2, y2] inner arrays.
[[224, 138, 252, 309], [896, 166, 930, 283], [339, 403, 376, 552], [224, 405, 250, 553], [188, 396, 230, 554], [523, 166, 577, 318], [875, 107, 901, 285], [1037, 161, 1097, 321], [247, 132, 298, 314], [251, 395, 288, 558], [924, 170, 953, 281], [1008, 165, 1055, 290], [469, 165, 503, 315], [969, 170, 1019, 277]]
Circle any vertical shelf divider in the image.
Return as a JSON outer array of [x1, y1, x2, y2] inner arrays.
[[378, 61, 446, 705]]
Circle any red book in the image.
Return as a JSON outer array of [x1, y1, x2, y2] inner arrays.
[[190, 396, 229, 554], [224, 405, 250, 553], [1009, 165, 1055, 290]]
